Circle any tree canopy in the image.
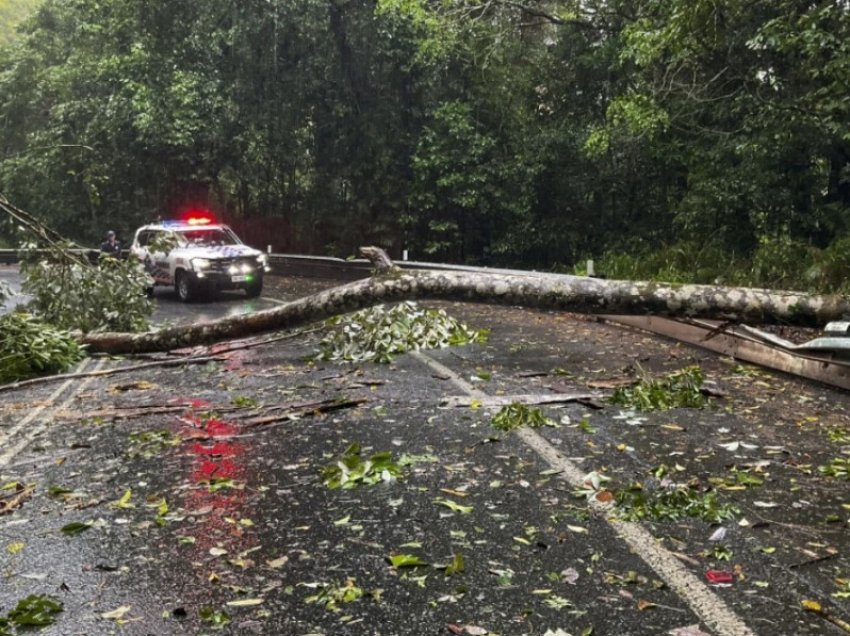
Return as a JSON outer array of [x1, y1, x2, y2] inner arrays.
[[0, 0, 848, 290], [0, 0, 36, 46]]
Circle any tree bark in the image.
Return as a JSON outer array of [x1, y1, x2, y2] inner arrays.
[[79, 248, 850, 355]]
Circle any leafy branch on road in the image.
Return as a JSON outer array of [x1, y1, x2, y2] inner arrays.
[[0, 328, 317, 393], [0, 200, 153, 383], [316, 301, 488, 363], [614, 483, 739, 523], [0, 312, 84, 383], [609, 365, 708, 411], [490, 402, 555, 431], [0, 595, 63, 634], [320, 443, 404, 489], [2, 197, 153, 333], [20, 243, 153, 333]]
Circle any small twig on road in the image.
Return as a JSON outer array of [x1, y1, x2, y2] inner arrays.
[[0, 355, 227, 394], [53, 404, 199, 423], [172, 326, 322, 358], [441, 393, 601, 408], [751, 513, 823, 539], [244, 398, 367, 427], [789, 553, 836, 569], [804, 600, 850, 634], [0, 325, 322, 394], [0, 483, 35, 515]]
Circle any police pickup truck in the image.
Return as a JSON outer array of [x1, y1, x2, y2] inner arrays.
[[130, 217, 270, 301]]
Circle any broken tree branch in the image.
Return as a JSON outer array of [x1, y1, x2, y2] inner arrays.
[[79, 247, 850, 355], [0, 328, 320, 392], [441, 393, 601, 408], [243, 397, 367, 427], [0, 355, 226, 394]]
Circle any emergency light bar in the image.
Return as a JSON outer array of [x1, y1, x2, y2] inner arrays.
[[158, 209, 218, 227]]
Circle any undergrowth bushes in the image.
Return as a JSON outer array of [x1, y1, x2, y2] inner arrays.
[[593, 234, 850, 293]]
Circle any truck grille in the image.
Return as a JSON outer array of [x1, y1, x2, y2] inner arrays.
[[207, 257, 257, 273]]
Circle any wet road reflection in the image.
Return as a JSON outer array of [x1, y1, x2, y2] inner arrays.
[[149, 288, 282, 326]]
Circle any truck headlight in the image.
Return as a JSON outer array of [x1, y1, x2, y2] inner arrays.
[[192, 258, 211, 271]]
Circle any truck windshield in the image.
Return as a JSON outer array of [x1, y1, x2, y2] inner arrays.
[[177, 228, 240, 246]]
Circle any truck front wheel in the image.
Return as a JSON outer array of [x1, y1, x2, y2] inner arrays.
[[245, 276, 263, 298], [176, 271, 197, 302]]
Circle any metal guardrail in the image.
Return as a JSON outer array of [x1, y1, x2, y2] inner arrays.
[[607, 315, 850, 391], [0, 248, 564, 280], [0, 249, 381, 271], [0, 248, 105, 265], [266, 254, 372, 280], [264, 253, 565, 280]]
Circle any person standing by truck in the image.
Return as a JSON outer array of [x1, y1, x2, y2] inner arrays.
[[100, 230, 121, 257]]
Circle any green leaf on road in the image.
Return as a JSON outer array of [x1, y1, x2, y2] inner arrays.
[[433, 498, 473, 514], [388, 554, 429, 568], [443, 553, 465, 576], [199, 607, 230, 629], [61, 521, 93, 535], [110, 489, 134, 509]]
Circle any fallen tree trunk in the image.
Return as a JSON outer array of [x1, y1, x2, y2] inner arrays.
[[80, 248, 850, 354]]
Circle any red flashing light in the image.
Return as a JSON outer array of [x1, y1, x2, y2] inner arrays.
[[179, 209, 217, 226]]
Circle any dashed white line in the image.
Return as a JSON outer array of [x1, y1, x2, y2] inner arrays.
[[0, 358, 106, 469], [412, 350, 756, 636]]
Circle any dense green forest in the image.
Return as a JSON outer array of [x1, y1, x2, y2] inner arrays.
[[0, 1, 848, 290]]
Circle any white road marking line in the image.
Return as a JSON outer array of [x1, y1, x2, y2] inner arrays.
[[0, 358, 93, 451], [412, 350, 756, 636], [260, 296, 287, 305], [0, 358, 106, 469]]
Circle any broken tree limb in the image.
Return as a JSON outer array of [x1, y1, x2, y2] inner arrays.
[[0, 354, 227, 394], [0, 328, 321, 392], [441, 393, 601, 408], [79, 247, 850, 355]]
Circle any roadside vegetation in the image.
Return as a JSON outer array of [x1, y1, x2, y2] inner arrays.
[[594, 236, 850, 294], [0, 276, 86, 383], [0, 1, 846, 291]]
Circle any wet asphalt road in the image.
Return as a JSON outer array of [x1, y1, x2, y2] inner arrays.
[[2, 269, 850, 635]]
